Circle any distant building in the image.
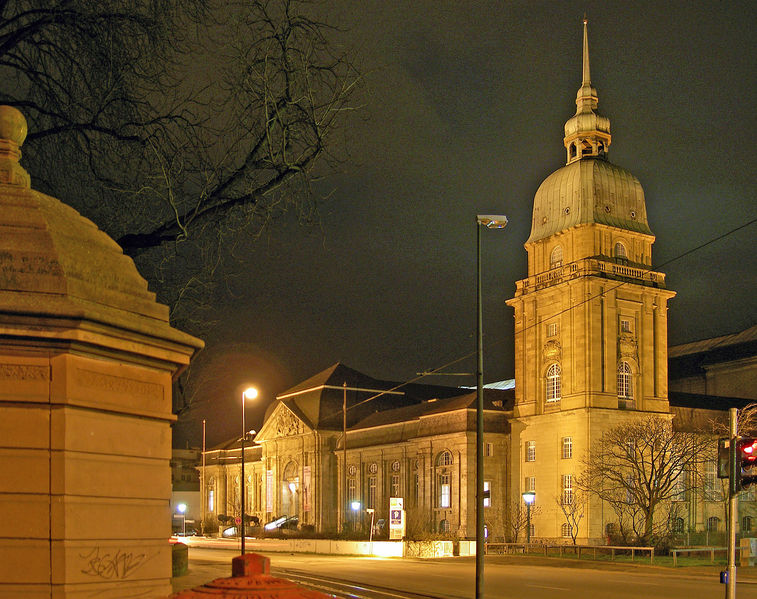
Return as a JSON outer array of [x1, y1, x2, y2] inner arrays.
[[669, 325, 757, 402], [171, 447, 201, 530]]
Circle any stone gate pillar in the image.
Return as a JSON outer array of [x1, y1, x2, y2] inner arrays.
[[0, 106, 204, 598]]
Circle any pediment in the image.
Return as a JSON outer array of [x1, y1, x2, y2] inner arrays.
[[256, 401, 310, 442]]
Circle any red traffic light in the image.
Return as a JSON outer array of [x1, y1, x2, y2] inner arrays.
[[741, 440, 757, 461], [738, 438, 757, 491]]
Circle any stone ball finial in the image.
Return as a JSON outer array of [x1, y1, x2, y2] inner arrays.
[[0, 105, 28, 147], [0, 105, 30, 187]]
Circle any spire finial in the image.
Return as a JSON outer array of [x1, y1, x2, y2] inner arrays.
[[562, 18, 611, 164], [582, 15, 590, 86]]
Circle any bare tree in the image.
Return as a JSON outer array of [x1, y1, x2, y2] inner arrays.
[[508, 500, 541, 542], [578, 415, 712, 546], [555, 490, 585, 546], [1, 0, 362, 336]]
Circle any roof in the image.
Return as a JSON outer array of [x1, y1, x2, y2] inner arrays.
[[349, 388, 514, 431], [272, 363, 463, 430], [668, 391, 753, 411], [527, 158, 652, 245], [668, 324, 757, 359], [668, 324, 757, 383]]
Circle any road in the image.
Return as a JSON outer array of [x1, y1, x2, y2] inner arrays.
[[177, 544, 757, 599]]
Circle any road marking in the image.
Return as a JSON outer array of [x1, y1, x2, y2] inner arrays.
[[526, 584, 570, 591]]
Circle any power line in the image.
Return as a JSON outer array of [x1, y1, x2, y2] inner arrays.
[[328, 214, 757, 420]]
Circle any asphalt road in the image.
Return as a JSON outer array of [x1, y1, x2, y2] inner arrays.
[[177, 545, 757, 599]]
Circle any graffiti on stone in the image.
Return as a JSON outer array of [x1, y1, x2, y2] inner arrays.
[[79, 547, 151, 580]]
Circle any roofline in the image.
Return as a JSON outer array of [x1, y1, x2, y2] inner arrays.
[[349, 405, 506, 433], [277, 384, 405, 400]]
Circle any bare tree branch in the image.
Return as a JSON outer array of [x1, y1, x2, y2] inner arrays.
[[578, 415, 712, 546]]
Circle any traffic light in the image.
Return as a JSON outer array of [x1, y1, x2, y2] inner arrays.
[[738, 437, 757, 490]]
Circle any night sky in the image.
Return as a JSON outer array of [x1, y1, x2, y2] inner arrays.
[[174, 1, 757, 448]]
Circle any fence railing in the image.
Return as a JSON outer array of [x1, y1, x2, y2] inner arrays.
[[485, 542, 655, 564], [670, 546, 741, 567]]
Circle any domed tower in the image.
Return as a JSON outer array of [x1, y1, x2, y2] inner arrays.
[[506, 20, 675, 542]]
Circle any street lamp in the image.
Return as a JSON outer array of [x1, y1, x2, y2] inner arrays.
[[475, 214, 508, 599], [241, 386, 258, 554], [176, 502, 187, 537], [522, 491, 536, 545]]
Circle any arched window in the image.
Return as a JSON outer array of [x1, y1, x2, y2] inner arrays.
[[546, 363, 561, 403], [436, 451, 453, 508], [439, 519, 450, 534], [614, 242, 627, 260], [550, 245, 563, 268], [561, 523, 571, 538], [617, 361, 633, 400], [436, 450, 453, 467], [707, 516, 720, 532]]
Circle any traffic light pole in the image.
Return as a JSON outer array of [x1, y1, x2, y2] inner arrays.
[[727, 407, 737, 599]]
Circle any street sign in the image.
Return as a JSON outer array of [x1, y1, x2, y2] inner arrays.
[[234, 516, 242, 525], [389, 497, 405, 540]]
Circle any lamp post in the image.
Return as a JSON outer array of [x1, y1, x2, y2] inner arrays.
[[241, 386, 258, 554], [351, 501, 361, 532], [522, 491, 535, 545], [475, 214, 508, 599], [366, 508, 375, 548], [176, 503, 187, 536]]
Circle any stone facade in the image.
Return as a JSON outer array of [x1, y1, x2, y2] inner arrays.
[[0, 106, 203, 598]]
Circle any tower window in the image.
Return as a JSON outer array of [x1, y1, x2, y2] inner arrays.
[[562, 437, 573, 459], [614, 242, 627, 260], [525, 441, 536, 462], [550, 246, 563, 268], [617, 361, 633, 400], [546, 363, 561, 403], [562, 474, 574, 505]]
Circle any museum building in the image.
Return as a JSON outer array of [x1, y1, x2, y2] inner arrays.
[[197, 22, 756, 543]]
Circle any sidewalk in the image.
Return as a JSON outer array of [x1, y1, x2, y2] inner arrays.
[[171, 536, 757, 593], [483, 552, 757, 583]]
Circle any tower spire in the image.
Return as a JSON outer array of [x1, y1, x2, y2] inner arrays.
[[582, 15, 590, 86], [562, 17, 611, 164]]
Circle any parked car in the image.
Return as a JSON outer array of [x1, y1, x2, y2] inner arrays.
[[263, 515, 298, 532]]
